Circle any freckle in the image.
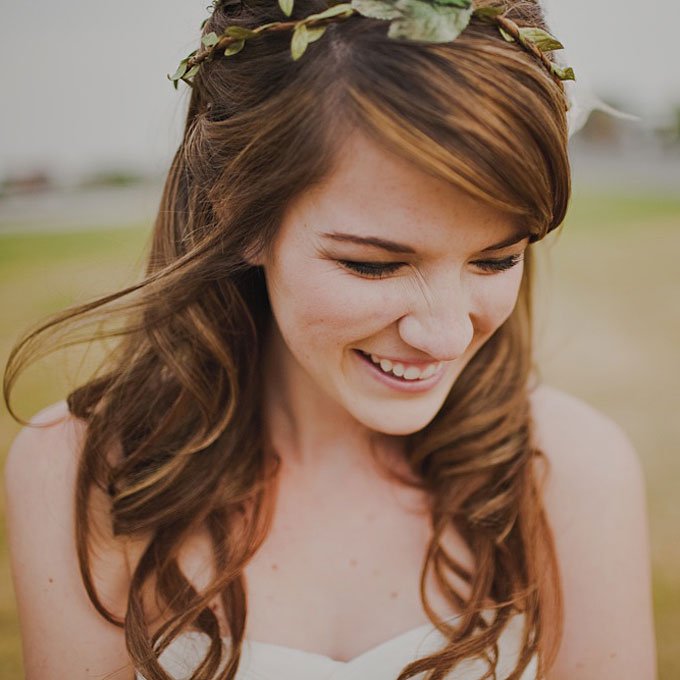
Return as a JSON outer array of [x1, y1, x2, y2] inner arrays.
[[372, 568, 380, 576], [390, 591, 398, 599], [365, 513, 375, 522], [48, 578, 54, 583], [349, 559, 358, 567], [271, 563, 279, 571], [576, 663, 584, 669], [609, 652, 617, 658]]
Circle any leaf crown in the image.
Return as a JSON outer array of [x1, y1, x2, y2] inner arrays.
[[169, 0, 575, 90]]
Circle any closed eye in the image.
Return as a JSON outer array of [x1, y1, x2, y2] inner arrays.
[[338, 260, 404, 278], [338, 254, 523, 278], [471, 253, 524, 273]]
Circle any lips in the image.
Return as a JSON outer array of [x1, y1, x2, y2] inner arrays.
[[356, 349, 440, 381]]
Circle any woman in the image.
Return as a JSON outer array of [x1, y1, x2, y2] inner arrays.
[[3, 0, 656, 678]]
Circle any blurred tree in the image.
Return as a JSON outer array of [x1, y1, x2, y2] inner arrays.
[[654, 104, 680, 147]]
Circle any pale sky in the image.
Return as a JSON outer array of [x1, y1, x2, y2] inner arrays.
[[1, 0, 678, 181]]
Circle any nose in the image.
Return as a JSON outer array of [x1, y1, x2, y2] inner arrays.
[[396, 279, 474, 362]]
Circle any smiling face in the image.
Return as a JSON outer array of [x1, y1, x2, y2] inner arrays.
[[257, 130, 529, 437]]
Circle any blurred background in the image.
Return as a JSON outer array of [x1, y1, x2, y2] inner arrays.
[[1, 0, 678, 677]]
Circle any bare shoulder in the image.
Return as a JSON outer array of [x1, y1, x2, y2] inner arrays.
[[4, 400, 134, 679], [529, 384, 642, 486], [5, 400, 88, 493], [528, 384, 657, 680]]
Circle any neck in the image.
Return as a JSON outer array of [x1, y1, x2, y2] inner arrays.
[[260, 321, 406, 482]]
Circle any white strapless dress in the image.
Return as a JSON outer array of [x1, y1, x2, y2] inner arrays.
[[135, 612, 538, 679]]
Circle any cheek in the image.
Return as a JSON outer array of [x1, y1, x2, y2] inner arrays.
[[268, 259, 389, 355], [469, 266, 524, 335]]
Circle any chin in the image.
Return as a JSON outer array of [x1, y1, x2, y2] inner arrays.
[[351, 395, 449, 437]]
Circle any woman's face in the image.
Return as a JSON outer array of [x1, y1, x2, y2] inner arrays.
[[258, 131, 529, 436]]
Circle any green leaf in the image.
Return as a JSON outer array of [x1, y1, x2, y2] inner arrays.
[[517, 26, 563, 52], [291, 23, 309, 60], [201, 31, 220, 47], [432, 0, 471, 7], [498, 26, 514, 42], [170, 60, 188, 81], [386, 0, 473, 43], [351, 0, 402, 21], [474, 6, 503, 19], [550, 63, 575, 81], [224, 25, 258, 38], [185, 65, 200, 78], [254, 21, 281, 33], [306, 25, 328, 43], [279, 0, 294, 17], [306, 3, 355, 21], [224, 39, 245, 56]]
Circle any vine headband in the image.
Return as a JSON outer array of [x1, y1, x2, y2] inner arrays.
[[170, 0, 575, 92]]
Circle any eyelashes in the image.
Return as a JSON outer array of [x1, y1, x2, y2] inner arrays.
[[340, 261, 403, 277], [473, 253, 524, 273], [338, 254, 524, 279]]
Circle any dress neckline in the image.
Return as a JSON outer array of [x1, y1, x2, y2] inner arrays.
[[241, 619, 441, 665], [147, 612, 536, 680], [175, 612, 475, 666]]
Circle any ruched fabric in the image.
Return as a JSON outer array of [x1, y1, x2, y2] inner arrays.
[[135, 612, 538, 679]]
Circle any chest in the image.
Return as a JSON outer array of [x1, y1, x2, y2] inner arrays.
[[178, 471, 475, 662]]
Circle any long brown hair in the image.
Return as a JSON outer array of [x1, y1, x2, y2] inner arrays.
[[4, 0, 570, 678]]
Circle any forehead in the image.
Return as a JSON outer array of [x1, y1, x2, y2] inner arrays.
[[280, 129, 523, 254]]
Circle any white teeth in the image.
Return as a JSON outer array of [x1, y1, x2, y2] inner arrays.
[[420, 363, 437, 379], [402, 366, 422, 380], [363, 351, 439, 381]]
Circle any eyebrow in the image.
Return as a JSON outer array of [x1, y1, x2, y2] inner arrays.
[[321, 229, 530, 254]]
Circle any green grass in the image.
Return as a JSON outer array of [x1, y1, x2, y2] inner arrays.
[[0, 225, 147, 263], [1, 186, 679, 677], [563, 189, 680, 229], [0, 224, 150, 678]]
